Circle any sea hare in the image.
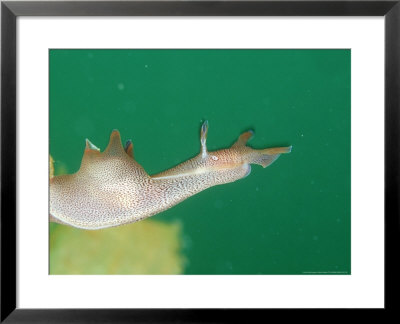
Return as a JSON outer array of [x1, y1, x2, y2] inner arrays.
[[50, 121, 291, 230]]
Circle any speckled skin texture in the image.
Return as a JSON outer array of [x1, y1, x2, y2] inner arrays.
[[50, 122, 291, 230]]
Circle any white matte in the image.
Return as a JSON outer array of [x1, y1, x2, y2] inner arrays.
[[17, 17, 384, 308]]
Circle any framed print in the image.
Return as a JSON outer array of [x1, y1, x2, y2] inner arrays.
[[1, 0, 399, 322]]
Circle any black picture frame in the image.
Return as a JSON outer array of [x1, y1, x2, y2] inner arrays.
[[1, 0, 399, 322]]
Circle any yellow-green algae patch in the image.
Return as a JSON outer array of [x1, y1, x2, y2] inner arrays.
[[49, 220, 185, 275]]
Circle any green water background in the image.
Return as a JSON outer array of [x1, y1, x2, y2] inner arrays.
[[50, 49, 350, 275]]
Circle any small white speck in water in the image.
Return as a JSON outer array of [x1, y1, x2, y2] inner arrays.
[[117, 83, 125, 91], [145, 64, 148, 68]]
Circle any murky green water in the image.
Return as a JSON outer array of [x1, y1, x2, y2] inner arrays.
[[49, 49, 350, 275]]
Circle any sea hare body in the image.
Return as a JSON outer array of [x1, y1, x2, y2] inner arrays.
[[50, 122, 291, 230]]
